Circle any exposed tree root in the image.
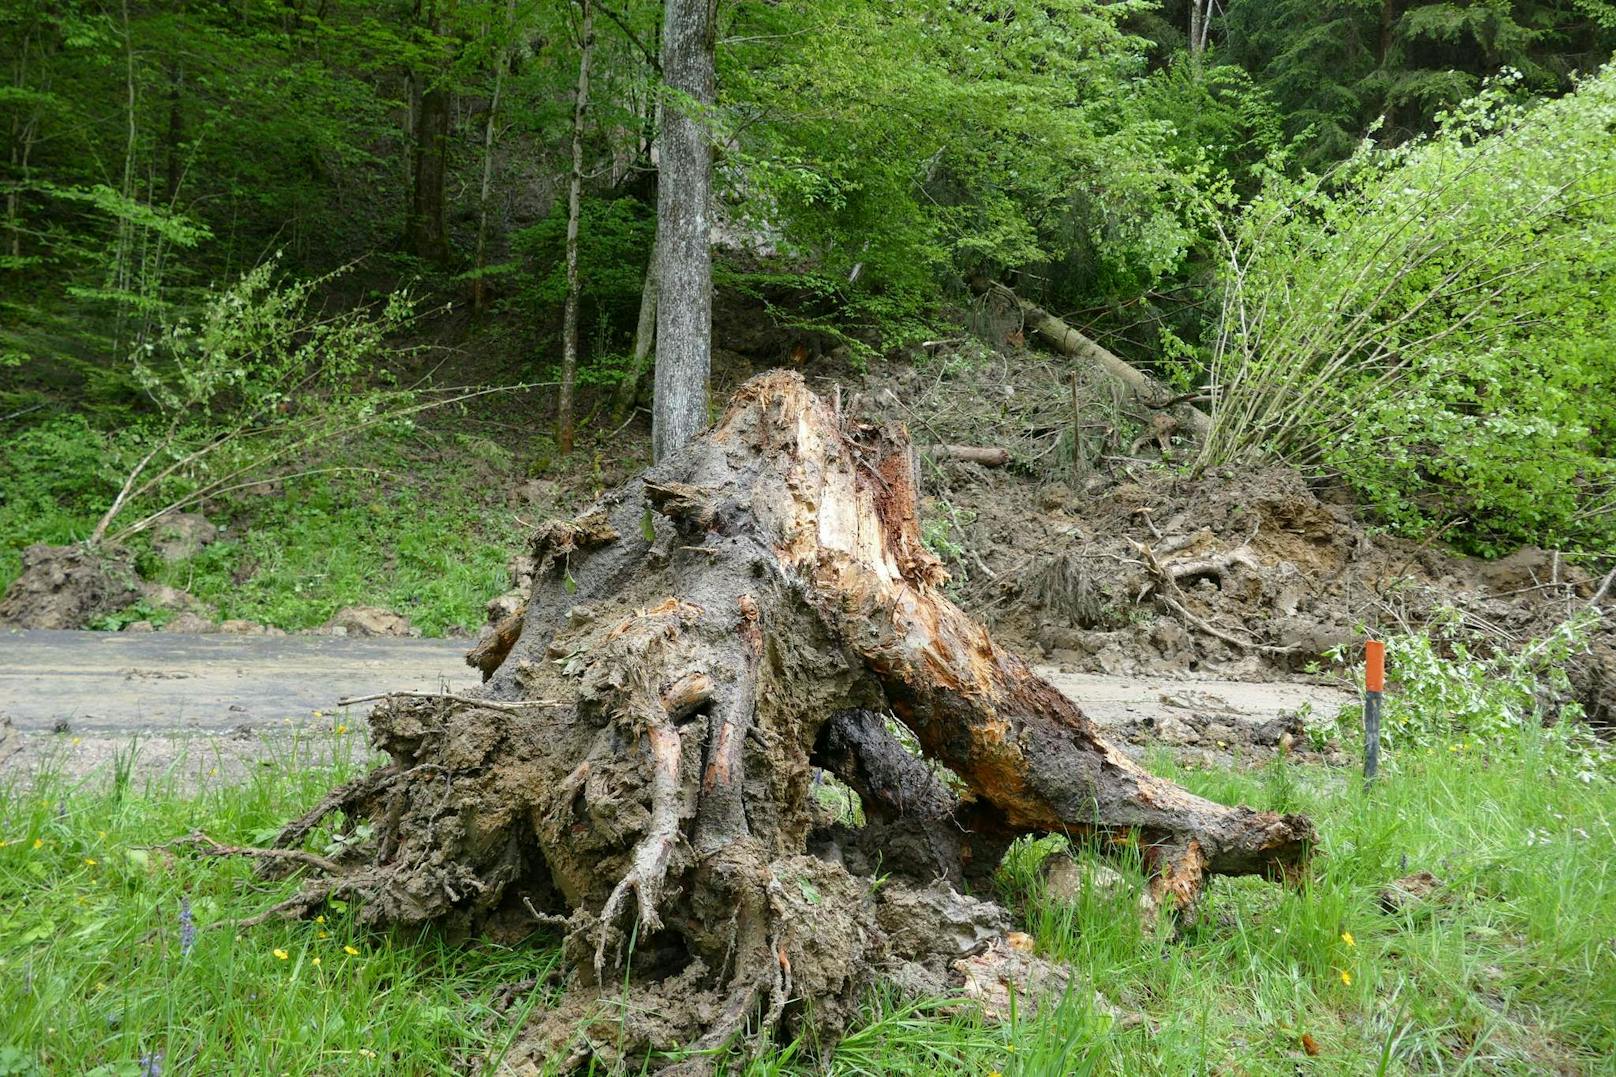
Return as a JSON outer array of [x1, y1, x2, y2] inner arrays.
[[253, 371, 1314, 1071]]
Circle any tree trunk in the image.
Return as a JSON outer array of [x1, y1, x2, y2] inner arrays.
[[558, 0, 594, 456], [6, 32, 36, 262], [651, 0, 717, 461], [408, 81, 451, 266], [975, 277, 1211, 439], [162, 61, 182, 204], [471, 0, 514, 313], [611, 240, 658, 425], [266, 372, 1313, 1071]]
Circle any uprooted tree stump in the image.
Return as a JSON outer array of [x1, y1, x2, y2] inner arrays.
[[266, 371, 1314, 1071]]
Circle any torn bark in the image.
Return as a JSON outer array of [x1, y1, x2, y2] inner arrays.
[[268, 371, 1312, 1071]]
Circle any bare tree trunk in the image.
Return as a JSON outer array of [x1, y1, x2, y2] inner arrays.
[[162, 61, 182, 203], [112, 0, 139, 352], [610, 240, 657, 425], [265, 372, 1314, 1071], [407, 80, 451, 265], [5, 34, 37, 262], [974, 278, 1211, 438], [651, 0, 717, 461], [558, 0, 594, 456], [471, 0, 514, 313]]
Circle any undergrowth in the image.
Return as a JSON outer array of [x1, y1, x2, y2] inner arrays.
[[3, 708, 1611, 1073], [0, 420, 527, 636]]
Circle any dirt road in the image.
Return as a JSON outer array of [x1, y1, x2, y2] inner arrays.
[[1, 629, 1353, 786]]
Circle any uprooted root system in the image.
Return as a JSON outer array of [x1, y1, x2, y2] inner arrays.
[[259, 373, 1312, 1072]]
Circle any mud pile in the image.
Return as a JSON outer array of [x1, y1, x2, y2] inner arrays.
[[850, 353, 1614, 728], [0, 543, 141, 630]]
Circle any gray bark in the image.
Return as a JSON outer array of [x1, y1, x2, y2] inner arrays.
[[651, 0, 718, 462], [559, 0, 594, 455], [471, 0, 515, 313], [610, 241, 658, 425]]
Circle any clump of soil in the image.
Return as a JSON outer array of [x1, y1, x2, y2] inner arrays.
[[0, 543, 140, 629]]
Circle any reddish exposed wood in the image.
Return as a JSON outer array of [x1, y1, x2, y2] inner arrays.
[[710, 372, 1311, 903], [467, 605, 525, 679]]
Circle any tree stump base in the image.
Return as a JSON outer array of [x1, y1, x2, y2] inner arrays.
[[272, 371, 1313, 1071]]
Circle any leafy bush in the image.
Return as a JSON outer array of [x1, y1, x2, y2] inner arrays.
[[1331, 609, 1610, 782], [1200, 67, 1616, 553], [724, 0, 1202, 330], [83, 259, 422, 544], [0, 415, 124, 590]]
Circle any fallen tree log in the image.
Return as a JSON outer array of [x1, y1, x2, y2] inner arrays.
[[922, 442, 1010, 467], [266, 372, 1311, 1071], [971, 277, 1211, 439]]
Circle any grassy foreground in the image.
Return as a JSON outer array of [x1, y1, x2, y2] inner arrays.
[[1, 731, 1612, 1075]]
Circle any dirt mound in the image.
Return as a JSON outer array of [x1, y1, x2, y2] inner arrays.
[[952, 462, 1612, 723], [0, 543, 141, 630], [850, 350, 1614, 727]]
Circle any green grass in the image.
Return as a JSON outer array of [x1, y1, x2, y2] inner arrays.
[[0, 417, 529, 636], [2, 731, 1612, 1074], [141, 462, 523, 637], [0, 735, 561, 1076]]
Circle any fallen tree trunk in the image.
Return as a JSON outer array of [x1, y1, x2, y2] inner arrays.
[[268, 372, 1311, 1071], [971, 277, 1211, 439], [922, 442, 1010, 467]]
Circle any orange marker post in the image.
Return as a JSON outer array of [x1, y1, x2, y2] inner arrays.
[[1364, 639, 1385, 783]]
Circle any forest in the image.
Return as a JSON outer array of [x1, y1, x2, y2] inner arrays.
[[2, 1, 1615, 1074]]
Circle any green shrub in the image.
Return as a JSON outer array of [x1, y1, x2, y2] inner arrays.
[[508, 196, 654, 368], [1200, 67, 1616, 553], [1330, 610, 1610, 782], [0, 416, 124, 590]]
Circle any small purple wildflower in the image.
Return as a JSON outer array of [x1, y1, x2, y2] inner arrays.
[[138, 1050, 163, 1077], [179, 896, 196, 958]]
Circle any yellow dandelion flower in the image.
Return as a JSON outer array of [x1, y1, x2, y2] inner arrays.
[[0, 839, 8, 848], [315, 915, 326, 924], [274, 948, 290, 961], [1341, 931, 1355, 947], [32, 838, 43, 850], [989, 1071, 1004, 1077], [312, 957, 322, 967], [83, 857, 97, 867], [318, 930, 330, 939], [1338, 969, 1352, 986], [344, 945, 360, 956], [313, 710, 324, 718], [97, 830, 108, 840], [336, 724, 349, 735]]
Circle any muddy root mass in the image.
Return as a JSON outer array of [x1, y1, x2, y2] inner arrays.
[[271, 372, 1313, 1071]]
